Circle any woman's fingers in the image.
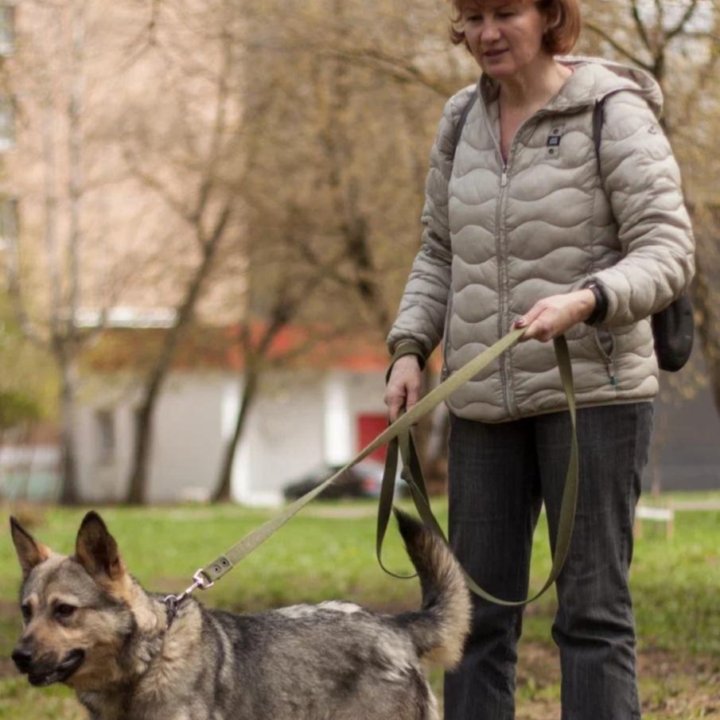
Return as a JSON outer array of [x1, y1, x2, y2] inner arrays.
[[384, 355, 423, 421], [515, 290, 596, 342]]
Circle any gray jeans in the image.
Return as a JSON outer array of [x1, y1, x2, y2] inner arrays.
[[444, 403, 653, 720]]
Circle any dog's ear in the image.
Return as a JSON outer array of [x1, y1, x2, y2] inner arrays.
[[75, 511, 125, 583], [10, 517, 51, 579]]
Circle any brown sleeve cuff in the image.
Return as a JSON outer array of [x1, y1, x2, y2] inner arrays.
[[386, 340, 426, 382]]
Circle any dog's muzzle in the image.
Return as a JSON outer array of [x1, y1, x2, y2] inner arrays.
[[12, 646, 86, 686]]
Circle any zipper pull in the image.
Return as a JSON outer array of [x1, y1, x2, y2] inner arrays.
[[607, 363, 617, 386], [500, 169, 508, 187]]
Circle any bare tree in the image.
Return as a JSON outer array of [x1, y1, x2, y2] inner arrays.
[[3, 0, 92, 504], [121, 0, 243, 504], [211, 279, 317, 503]]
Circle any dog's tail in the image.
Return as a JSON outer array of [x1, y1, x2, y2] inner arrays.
[[393, 508, 471, 669]]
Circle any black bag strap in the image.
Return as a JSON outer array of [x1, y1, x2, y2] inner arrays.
[[592, 97, 606, 174], [451, 88, 478, 160]]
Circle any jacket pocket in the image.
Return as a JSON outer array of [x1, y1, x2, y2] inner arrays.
[[592, 327, 617, 385], [440, 293, 455, 380]]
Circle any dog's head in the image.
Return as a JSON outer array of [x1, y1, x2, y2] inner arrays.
[[10, 512, 140, 689]]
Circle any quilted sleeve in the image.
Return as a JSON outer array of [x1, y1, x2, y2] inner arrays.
[[592, 91, 695, 327], [386, 90, 472, 359]]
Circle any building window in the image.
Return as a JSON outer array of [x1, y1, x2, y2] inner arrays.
[[95, 409, 116, 465], [0, 96, 14, 151], [0, 5, 14, 57], [0, 196, 17, 251]]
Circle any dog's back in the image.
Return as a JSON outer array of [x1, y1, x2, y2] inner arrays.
[[183, 510, 471, 720]]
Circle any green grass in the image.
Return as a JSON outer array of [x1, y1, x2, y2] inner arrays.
[[522, 506, 720, 656], [1, 495, 718, 719]]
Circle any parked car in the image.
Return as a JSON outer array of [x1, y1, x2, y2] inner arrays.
[[282, 458, 404, 501]]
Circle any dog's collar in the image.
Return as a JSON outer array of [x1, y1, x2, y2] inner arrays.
[[162, 595, 186, 629], [161, 569, 210, 629]]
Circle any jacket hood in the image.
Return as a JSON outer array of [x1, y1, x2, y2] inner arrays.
[[478, 55, 663, 117], [554, 56, 663, 116]]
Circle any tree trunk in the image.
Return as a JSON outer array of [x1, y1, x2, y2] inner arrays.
[[212, 370, 259, 503], [58, 356, 80, 505], [125, 207, 231, 504], [126, 378, 160, 505]]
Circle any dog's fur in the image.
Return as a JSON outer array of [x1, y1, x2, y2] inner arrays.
[[10, 509, 470, 720]]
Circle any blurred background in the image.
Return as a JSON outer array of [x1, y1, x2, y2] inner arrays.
[[0, 0, 718, 508], [0, 2, 718, 717]]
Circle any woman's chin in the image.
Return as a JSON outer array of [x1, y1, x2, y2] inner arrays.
[[481, 64, 515, 80], [478, 54, 515, 78]]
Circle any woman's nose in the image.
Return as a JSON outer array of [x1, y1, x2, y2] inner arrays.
[[480, 21, 500, 41]]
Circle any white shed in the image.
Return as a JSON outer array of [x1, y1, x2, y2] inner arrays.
[[75, 324, 391, 505]]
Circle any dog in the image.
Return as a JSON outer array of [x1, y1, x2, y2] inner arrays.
[[10, 508, 470, 720]]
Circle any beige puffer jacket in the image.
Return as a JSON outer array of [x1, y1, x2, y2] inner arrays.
[[387, 57, 695, 422]]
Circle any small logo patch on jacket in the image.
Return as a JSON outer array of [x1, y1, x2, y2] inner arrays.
[[546, 127, 564, 157]]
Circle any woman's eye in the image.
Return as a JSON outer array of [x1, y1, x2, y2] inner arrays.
[[54, 603, 77, 620]]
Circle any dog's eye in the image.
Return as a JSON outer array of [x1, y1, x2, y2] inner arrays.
[[21, 603, 32, 623], [54, 603, 77, 620]]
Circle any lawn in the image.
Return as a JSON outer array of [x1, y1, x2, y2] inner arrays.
[[1, 496, 718, 719]]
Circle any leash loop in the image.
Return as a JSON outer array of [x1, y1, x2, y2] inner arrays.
[[382, 335, 579, 606]]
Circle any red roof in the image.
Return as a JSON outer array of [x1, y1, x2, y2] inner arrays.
[[82, 323, 393, 374]]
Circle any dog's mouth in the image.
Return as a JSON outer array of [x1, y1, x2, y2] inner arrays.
[[26, 649, 86, 687]]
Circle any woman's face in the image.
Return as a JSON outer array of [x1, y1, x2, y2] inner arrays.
[[460, 0, 550, 81]]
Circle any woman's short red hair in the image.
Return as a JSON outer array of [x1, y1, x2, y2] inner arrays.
[[449, 0, 582, 56]]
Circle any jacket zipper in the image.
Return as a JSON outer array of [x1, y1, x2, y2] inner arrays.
[[485, 109, 515, 417], [486, 105, 576, 416], [496, 161, 516, 417], [492, 109, 559, 417]]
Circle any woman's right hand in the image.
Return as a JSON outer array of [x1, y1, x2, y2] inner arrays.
[[384, 355, 423, 422]]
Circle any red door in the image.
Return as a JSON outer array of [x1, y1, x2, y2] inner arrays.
[[357, 414, 388, 461]]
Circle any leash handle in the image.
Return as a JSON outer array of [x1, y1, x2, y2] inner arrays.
[[379, 336, 579, 606]]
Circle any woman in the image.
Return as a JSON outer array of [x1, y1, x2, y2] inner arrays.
[[384, 0, 695, 717]]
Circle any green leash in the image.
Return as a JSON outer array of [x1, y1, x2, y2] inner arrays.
[[169, 329, 578, 609], [377, 336, 578, 606]]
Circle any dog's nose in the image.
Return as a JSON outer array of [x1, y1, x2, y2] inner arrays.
[[11, 647, 33, 673]]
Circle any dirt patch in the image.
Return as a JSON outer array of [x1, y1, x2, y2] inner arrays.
[[513, 642, 720, 720]]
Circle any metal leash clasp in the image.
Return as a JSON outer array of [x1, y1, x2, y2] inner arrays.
[[163, 569, 214, 625]]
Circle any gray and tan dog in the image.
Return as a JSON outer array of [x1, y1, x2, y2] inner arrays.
[[10, 509, 470, 720]]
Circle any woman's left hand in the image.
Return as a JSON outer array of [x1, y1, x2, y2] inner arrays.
[[514, 289, 596, 342]]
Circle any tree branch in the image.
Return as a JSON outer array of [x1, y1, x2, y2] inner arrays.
[[193, 14, 234, 234], [321, 47, 456, 98], [666, 0, 701, 42], [583, 20, 652, 70], [631, 0, 654, 53], [121, 145, 190, 221]]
